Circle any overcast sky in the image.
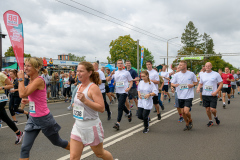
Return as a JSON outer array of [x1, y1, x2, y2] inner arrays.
[[1, 0, 240, 68]]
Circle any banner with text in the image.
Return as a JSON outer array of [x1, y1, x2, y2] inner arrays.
[[140, 46, 144, 70], [3, 10, 24, 70], [180, 56, 204, 60]]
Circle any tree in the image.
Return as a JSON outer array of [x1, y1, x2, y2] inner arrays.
[[108, 35, 154, 69], [68, 53, 86, 61], [4, 46, 31, 57]]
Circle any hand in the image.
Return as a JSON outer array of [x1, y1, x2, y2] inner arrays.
[[24, 74, 28, 78], [111, 70, 115, 76], [10, 89, 15, 93], [196, 88, 200, 93], [77, 92, 86, 103], [21, 99, 29, 104], [144, 94, 150, 99], [227, 78, 230, 81], [139, 95, 142, 99], [175, 84, 180, 87], [188, 84, 194, 88], [125, 87, 130, 92], [72, 103, 74, 107], [17, 70, 24, 79], [211, 92, 217, 96]]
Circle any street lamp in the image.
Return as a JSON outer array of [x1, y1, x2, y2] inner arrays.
[[167, 37, 178, 72], [0, 24, 7, 71]]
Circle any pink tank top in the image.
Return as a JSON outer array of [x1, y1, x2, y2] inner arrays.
[[29, 76, 50, 117]]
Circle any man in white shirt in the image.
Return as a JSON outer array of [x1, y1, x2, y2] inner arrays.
[[93, 62, 112, 120], [197, 65, 206, 105], [230, 70, 238, 98], [171, 60, 198, 131], [146, 60, 161, 120], [107, 59, 133, 130], [161, 65, 171, 103], [197, 62, 222, 127]]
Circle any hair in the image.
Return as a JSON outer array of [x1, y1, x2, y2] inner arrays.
[[42, 69, 48, 74], [25, 57, 44, 72], [225, 67, 229, 69], [180, 60, 187, 66], [141, 71, 151, 84], [106, 68, 110, 72], [218, 68, 222, 71], [78, 61, 101, 85], [117, 59, 123, 62], [9, 69, 18, 78], [146, 60, 152, 64], [125, 60, 131, 63], [60, 71, 64, 74]]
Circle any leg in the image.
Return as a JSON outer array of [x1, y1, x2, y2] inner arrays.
[[133, 98, 138, 108], [183, 107, 191, 125], [210, 108, 217, 117], [154, 104, 160, 114], [205, 107, 212, 121], [102, 93, 111, 115], [125, 97, 130, 111], [137, 107, 144, 120], [106, 93, 112, 102], [143, 109, 151, 129], [222, 92, 226, 103], [46, 133, 68, 148], [70, 138, 84, 160], [117, 94, 129, 123], [90, 143, 113, 160], [158, 93, 163, 107]]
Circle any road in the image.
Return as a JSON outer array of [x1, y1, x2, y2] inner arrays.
[[1, 91, 240, 160]]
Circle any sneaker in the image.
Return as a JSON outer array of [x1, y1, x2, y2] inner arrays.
[[69, 99, 71, 103], [228, 100, 230, 104], [189, 121, 193, 129], [183, 125, 189, 131], [65, 99, 68, 102], [108, 112, 112, 120], [135, 110, 138, 116], [128, 112, 132, 122], [219, 98, 222, 101], [168, 98, 171, 103], [113, 123, 120, 130], [199, 101, 203, 105], [157, 113, 161, 120], [15, 131, 24, 145], [67, 105, 72, 111], [161, 104, 165, 110], [130, 105, 133, 108], [178, 117, 183, 122], [215, 117, 220, 125], [223, 104, 226, 109], [125, 113, 128, 117], [143, 128, 149, 133], [13, 120, 18, 124], [207, 121, 213, 127]]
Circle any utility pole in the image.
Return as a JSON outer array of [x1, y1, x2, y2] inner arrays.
[[0, 24, 7, 71], [137, 39, 139, 75], [164, 58, 165, 65]]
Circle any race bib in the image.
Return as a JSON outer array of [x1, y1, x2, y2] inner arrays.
[[116, 81, 124, 88], [10, 88, 14, 91], [29, 101, 36, 114], [73, 105, 84, 120], [64, 84, 68, 88], [0, 94, 8, 102], [204, 85, 213, 91], [223, 84, 228, 88], [140, 93, 148, 99], [179, 84, 188, 90]]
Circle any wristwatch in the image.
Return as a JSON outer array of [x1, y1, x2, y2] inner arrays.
[[2, 87, 5, 90], [18, 78, 23, 82]]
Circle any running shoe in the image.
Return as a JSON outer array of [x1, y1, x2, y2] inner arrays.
[[215, 117, 220, 125], [143, 128, 149, 133], [231, 95, 233, 98], [219, 98, 222, 101], [125, 113, 128, 117], [228, 100, 230, 104], [65, 99, 68, 102], [223, 104, 226, 109], [164, 95, 167, 100], [178, 117, 184, 122], [67, 106, 72, 111], [130, 105, 133, 108], [161, 104, 165, 110], [69, 99, 71, 103], [157, 113, 161, 120], [113, 123, 120, 130], [183, 125, 189, 131], [108, 112, 112, 120], [168, 98, 171, 103], [238, 92, 240, 95], [207, 121, 213, 127], [199, 101, 203, 105], [15, 131, 24, 145], [189, 121, 193, 128], [13, 120, 18, 124], [128, 112, 132, 122]]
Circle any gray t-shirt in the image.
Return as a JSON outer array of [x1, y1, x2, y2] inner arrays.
[[231, 74, 238, 85]]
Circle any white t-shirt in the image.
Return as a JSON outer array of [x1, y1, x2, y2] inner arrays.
[[171, 71, 197, 99], [231, 74, 238, 85], [147, 69, 159, 94], [161, 71, 169, 85], [137, 81, 158, 110], [170, 74, 177, 93], [112, 70, 133, 94], [199, 71, 222, 96], [97, 69, 106, 93], [63, 78, 70, 88]]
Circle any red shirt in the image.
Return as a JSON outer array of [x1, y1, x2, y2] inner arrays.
[[221, 73, 234, 87], [43, 59, 47, 66]]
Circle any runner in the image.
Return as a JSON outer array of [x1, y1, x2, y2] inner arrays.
[[93, 63, 112, 120], [106, 68, 117, 103], [160, 65, 171, 103], [197, 65, 206, 105], [156, 68, 164, 111], [221, 67, 234, 109], [137, 71, 158, 133], [171, 60, 198, 131], [70, 61, 113, 160], [218, 69, 223, 101], [230, 70, 238, 98], [197, 62, 222, 127], [106, 59, 133, 130], [171, 65, 184, 122], [146, 60, 161, 120], [0, 71, 24, 144], [125, 60, 139, 116], [18, 57, 70, 160], [236, 70, 240, 94]]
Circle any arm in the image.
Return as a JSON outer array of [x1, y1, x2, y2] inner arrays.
[[71, 85, 78, 106], [138, 91, 142, 99], [196, 83, 203, 93], [0, 78, 13, 90], [151, 80, 160, 84], [212, 82, 223, 96], [171, 83, 179, 88]]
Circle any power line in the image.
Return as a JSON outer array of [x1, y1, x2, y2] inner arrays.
[[55, 0, 181, 47], [69, 0, 180, 46]]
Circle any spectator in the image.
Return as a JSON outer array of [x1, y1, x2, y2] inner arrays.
[[50, 72, 59, 98], [43, 57, 47, 69], [63, 73, 70, 102], [49, 58, 53, 68], [59, 71, 64, 79], [41, 69, 51, 99]]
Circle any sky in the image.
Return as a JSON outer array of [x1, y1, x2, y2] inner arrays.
[[1, 0, 240, 68]]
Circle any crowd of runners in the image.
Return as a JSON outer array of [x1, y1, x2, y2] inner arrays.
[[0, 57, 239, 160]]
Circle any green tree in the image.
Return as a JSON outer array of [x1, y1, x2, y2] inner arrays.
[[68, 53, 86, 61], [108, 35, 154, 69], [4, 46, 31, 57]]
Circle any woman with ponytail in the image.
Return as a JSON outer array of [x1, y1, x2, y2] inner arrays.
[[70, 61, 113, 160], [18, 57, 69, 160], [137, 71, 158, 133]]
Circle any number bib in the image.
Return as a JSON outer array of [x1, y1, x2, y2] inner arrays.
[[204, 85, 213, 91], [223, 84, 228, 88], [179, 84, 188, 90], [0, 94, 8, 102], [116, 81, 124, 87], [29, 101, 36, 114], [64, 84, 68, 88], [73, 105, 84, 120]]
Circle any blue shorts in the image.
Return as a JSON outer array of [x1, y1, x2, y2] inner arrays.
[[109, 87, 114, 93]]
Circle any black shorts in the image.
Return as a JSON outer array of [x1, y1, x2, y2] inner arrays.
[[153, 96, 159, 104], [221, 86, 231, 94], [237, 82, 240, 86], [128, 88, 138, 99], [202, 95, 217, 108], [231, 85, 236, 89], [162, 85, 169, 92], [105, 85, 110, 93], [178, 98, 193, 108], [200, 87, 203, 93]]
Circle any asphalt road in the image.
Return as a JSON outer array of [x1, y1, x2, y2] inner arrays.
[[1, 91, 240, 160]]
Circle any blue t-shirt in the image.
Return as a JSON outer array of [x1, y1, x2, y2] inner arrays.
[[127, 68, 138, 88], [59, 78, 63, 88], [108, 74, 114, 88]]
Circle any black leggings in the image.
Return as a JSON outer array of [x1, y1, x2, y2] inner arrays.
[[63, 87, 70, 97], [102, 92, 111, 115], [116, 93, 130, 122], [138, 107, 151, 128], [9, 94, 24, 116], [0, 101, 18, 132]]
